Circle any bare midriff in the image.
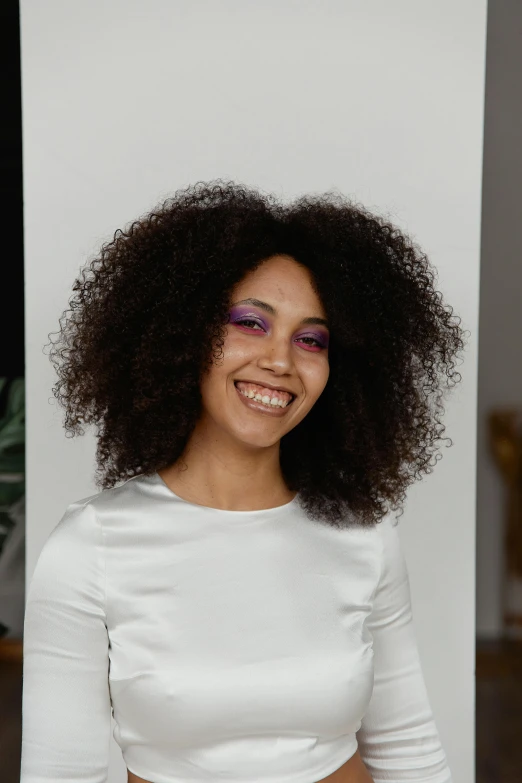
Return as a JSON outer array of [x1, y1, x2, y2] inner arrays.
[[127, 750, 374, 783]]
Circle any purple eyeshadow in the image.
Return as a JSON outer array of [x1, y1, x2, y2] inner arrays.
[[228, 305, 329, 348], [310, 332, 329, 348], [228, 306, 269, 330]]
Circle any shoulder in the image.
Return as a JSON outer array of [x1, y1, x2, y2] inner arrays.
[[368, 512, 411, 624], [27, 481, 127, 607], [44, 473, 145, 547], [369, 507, 404, 551], [31, 473, 147, 580], [41, 496, 101, 560], [25, 479, 145, 626], [28, 498, 102, 600], [375, 511, 405, 568]]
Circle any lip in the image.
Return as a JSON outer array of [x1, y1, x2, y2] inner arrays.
[[234, 379, 296, 398], [234, 383, 295, 417]]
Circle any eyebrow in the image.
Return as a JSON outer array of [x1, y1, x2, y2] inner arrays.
[[232, 298, 329, 327]]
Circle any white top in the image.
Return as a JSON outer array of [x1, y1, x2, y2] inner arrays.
[[20, 471, 452, 783]]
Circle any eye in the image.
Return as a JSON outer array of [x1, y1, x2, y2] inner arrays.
[[234, 318, 264, 330], [296, 336, 323, 347], [295, 335, 329, 351]]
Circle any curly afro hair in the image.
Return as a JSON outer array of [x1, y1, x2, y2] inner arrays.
[[46, 180, 467, 528]]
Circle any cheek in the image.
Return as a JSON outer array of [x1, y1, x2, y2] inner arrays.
[[199, 337, 243, 402], [199, 363, 227, 404], [301, 357, 330, 397], [221, 329, 258, 362]]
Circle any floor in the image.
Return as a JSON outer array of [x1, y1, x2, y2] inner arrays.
[[475, 637, 522, 782], [0, 659, 22, 783], [1, 639, 521, 782]]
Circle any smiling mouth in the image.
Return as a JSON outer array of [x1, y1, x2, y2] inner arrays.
[[233, 381, 296, 407]]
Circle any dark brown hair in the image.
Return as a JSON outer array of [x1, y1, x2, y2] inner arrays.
[[46, 180, 467, 528]]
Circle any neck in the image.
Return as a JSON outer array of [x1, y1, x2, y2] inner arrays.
[[159, 418, 293, 511]]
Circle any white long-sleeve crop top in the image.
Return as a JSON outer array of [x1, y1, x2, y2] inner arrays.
[[20, 471, 452, 783]]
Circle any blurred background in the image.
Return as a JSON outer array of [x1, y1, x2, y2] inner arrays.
[[1, 0, 521, 781], [0, 0, 25, 775]]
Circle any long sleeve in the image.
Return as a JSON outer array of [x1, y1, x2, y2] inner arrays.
[[20, 500, 112, 782], [356, 515, 453, 783]]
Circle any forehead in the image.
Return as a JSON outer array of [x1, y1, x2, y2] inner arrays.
[[231, 256, 325, 315]]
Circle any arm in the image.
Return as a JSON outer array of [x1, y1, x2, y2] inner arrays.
[[20, 500, 112, 782], [356, 515, 452, 783]]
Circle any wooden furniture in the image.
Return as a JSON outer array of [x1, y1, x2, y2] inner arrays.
[[488, 408, 522, 639]]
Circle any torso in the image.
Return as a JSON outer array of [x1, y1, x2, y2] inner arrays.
[[127, 750, 374, 782], [121, 470, 374, 783]]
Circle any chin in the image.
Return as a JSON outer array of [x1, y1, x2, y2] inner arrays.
[[230, 428, 284, 449]]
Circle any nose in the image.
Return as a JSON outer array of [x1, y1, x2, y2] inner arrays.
[[255, 330, 295, 375]]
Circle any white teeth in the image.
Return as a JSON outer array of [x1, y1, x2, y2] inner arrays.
[[238, 387, 290, 408]]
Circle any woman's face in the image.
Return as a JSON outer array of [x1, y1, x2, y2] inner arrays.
[[198, 254, 330, 449]]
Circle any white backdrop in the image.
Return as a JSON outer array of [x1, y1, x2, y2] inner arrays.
[[20, 2, 487, 781]]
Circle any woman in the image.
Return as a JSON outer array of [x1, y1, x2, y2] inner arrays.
[[20, 181, 463, 782]]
